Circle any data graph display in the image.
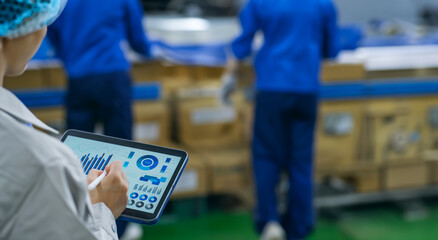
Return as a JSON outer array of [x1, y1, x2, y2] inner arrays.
[[81, 153, 112, 174], [63, 135, 183, 215]]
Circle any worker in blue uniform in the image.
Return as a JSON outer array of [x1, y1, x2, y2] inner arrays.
[[47, 0, 151, 238], [220, 0, 340, 239]]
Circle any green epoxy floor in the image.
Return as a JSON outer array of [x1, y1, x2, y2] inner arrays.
[[141, 203, 438, 240]]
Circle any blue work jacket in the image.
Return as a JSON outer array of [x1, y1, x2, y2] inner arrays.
[[232, 0, 340, 93], [47, 0, 151, 78]]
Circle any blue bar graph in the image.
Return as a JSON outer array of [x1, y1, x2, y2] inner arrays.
[[82, 154, 90, 167], [97, 153, 106, 169], [94, 154, 104, 169], [80, 153, 113, 174], [83, 158, 92, 172], [128, 151, 135, 159], [100, 155, 112, 170], [160, 166, 167, 173], [85, 155, 98, 174], [165, 158, 171, 163]]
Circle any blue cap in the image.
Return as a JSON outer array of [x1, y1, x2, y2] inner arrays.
[[0, 0, 67, 38]]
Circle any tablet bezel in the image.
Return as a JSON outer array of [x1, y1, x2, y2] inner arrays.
[[60, 129, 188, 224]]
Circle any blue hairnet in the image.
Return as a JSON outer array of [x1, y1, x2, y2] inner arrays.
[[0, 0, 67, 38]]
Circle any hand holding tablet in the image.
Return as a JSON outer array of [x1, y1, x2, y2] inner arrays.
[[87, 162, 129, 218], [61, 130, 189, 224]]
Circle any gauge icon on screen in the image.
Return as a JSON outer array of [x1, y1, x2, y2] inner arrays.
[[145, 203, 154, 210], [139, 194, 148, 201], [130, 192, 139, 199], [148, 196, 157, 203], [136, 155, 159, 171]]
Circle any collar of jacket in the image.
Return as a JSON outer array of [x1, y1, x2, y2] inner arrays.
[[0, 87, 59, 135]]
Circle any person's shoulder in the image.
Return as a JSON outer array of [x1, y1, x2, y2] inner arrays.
[[0, 111, 77, 169]]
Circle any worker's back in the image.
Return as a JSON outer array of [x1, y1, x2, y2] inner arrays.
[[48, 0, 150, 78], [232, 0, 339, 93]]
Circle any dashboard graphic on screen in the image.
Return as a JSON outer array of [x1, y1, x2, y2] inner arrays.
[[63, 136, 182, 214]]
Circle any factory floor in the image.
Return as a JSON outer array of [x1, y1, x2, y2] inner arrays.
[[141, 199, 438, 240]]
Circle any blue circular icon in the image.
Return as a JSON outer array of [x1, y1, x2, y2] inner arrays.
[[139, 194, 148, 201], [149, 196, 157, 203], [137, 155, 159, 171], [130, 192, 139, 199]]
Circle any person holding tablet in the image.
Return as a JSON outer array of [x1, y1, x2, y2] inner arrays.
[[0, 1, 129, 239]]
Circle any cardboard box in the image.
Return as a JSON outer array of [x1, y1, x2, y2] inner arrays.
[[4, 69, 44, 90], [131, 61, 164, 82], [161, 64, 198, 81], [321, 62, 365, 82], [240, 101, 254, 144], [198, 147, 251, 194], [352, 170, 381, 192], [43, 67, 67, 88], [315, 163, 381, 193], [315, 100, 365, 170], [430, 162, 438, 185], [30, 107, 66, 136], [133, 100, 170, 145], [194, 66, 223, 81], [383, 162, 429, 190], [410, 96, 438, 153], [367, 68, 438, 80], [361, 99, 423, 164], [175, 87, 244, 149], [172, 150, 208, 199]]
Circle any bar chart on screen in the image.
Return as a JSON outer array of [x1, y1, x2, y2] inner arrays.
[[81, 153, 113, 174]]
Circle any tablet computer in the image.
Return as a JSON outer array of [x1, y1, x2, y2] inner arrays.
[[60, 129, 189, 224]]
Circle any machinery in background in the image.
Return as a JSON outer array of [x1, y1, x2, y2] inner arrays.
[[141, 0, 246, 16]]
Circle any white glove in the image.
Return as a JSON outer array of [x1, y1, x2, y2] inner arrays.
[[218, 72, 237, 105]]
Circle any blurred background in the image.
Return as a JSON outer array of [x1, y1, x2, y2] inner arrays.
[[6, 0, 438, 239]]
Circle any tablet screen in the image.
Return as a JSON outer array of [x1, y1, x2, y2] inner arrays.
[[63, 135, 184, 215]]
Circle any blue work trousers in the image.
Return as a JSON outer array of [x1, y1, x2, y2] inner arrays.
[[252, 91, 318, 240], [66, 71, 133, 237], [66, 71, 133, 139]]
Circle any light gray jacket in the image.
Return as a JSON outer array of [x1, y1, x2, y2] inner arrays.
[[0, 87, 118, 239]]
